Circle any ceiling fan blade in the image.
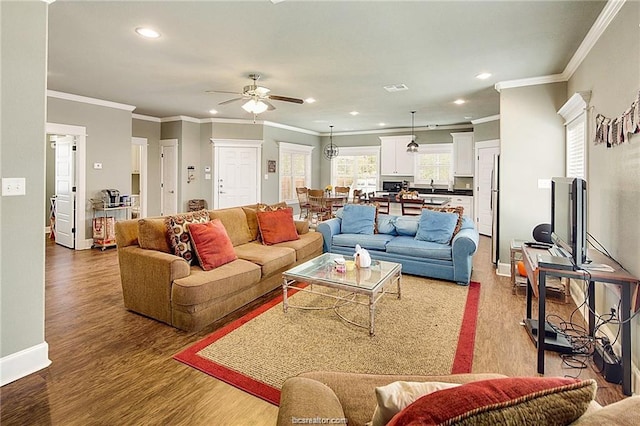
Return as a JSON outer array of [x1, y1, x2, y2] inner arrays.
[[218, 97, 243, 105], [264, 100, 276, 111], [268, 95, 304, 104], [206, 90, 242, 95]]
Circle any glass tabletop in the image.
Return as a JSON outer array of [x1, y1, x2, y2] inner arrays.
[[284, 252, 401, 291]]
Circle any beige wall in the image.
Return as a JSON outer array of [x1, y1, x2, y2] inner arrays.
[[474, 119, 500, 142]]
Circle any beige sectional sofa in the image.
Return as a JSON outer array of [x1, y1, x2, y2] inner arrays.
[[114, 205, 323, 332]]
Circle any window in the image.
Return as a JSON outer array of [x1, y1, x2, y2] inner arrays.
[[330, 147, 379, 195], [279, 142, 313, 203], [413, 144, 453, 185], [558, 92, 589, 179]]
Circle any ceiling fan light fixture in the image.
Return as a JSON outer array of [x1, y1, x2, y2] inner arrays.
[[242, 99, 269, 114], [406, 111, 419, 153], [323, 125, 339, 160]]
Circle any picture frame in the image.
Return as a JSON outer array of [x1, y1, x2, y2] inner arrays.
[[267, 160, 277, 173]]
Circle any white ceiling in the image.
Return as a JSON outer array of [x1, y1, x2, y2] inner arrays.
[[47, 0, 606, 133]]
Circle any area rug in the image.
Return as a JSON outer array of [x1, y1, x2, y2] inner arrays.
[[174, 276, 481, 405]]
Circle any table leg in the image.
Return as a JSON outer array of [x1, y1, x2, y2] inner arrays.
[[621, 283, 632, 396], [526, 277, 532, 320], [537, 270, 546, 375], [282, 278, 289, 313], [396, 272, 402, 299], [369, 294, 375, 336], [588, 280, 596, 336]]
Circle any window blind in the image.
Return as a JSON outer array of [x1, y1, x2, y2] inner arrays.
[[566, 114, 586, 179]]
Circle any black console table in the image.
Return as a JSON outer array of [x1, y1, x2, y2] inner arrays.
[[522, 245, 638, 396]]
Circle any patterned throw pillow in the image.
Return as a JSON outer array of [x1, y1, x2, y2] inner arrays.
[[423, 205, 464, 240], [165, 210, 209, 265]]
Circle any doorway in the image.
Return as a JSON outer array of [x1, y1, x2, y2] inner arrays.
[[211, 139, 262, 209], [46, 123, 88, 249], [131, 137, 148, 218], [160, 139, 178, 216], [475, 140, 500, 236]]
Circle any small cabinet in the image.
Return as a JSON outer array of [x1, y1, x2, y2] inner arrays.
[[379, 136, 414, 175], [449, 195, 473, 219], [451, 132, 474, 176]]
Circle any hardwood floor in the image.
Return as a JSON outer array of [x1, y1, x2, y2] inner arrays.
[[1, 236, 624, 425]]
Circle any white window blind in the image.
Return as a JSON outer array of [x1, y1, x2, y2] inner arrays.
[[566, 114, 586, 179], [279, 142, 313, 203]]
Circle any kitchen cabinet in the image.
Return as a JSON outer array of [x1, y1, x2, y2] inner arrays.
[[379, 136, 414, 175], [131, 145, 141, 174], [449, 195, 473, 219], [451, 132, 474, 176]]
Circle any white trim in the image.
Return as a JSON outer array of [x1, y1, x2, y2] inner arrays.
[[0, 342, 51, 386], [496, 262, 511, 277], [276, 141, 314, 154], [557, 91, 591, 124], [131, 137, 148, 218], [263, 120, 320, 136], [562, 0, 626, 79], [333, 146, 379, 156], [474, 139, 500, 150], [471, 115, 500, 125], [329, 124, 472, 137], [47, 90, 135, 111], [160, 115, 201, 124], [46, 122, 87, 250], [201, 117, 264, 125], [494, 74, 565, 92], [210, 138, 264, 148], [132, 113, 161, 122]]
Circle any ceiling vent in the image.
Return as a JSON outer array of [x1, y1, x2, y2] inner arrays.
[[383, 84, 409, 92]]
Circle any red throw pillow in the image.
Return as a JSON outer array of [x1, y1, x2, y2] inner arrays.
[[187, 219, 237, 271], [388, 377, 596, 426], [256, 207, 299, 245]]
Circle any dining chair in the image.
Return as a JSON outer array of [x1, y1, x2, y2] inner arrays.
[[367, 192, 376, 203], [333, 186, 350, 209], [401, 198, 425, 216], [352, 189, 364, 204], [296, 187, 311, 219], [370, 196, 390, 214], [308, 189, 333, 221]]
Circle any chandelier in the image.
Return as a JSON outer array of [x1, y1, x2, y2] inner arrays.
[[323, 125, 339, 160], [406, 111, 419, 153]]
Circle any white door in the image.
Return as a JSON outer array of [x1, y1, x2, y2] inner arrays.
[[160, 139, 178, 216], [54, 135, 75, 248], [131, 137, 148, 218], [217, 147, 259, 208], [476, 144, 500, 236]]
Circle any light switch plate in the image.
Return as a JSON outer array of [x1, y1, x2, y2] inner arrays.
[[93, 162, 103, 169], [2, 177, 26, 196]]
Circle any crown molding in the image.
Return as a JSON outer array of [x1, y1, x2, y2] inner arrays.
[[132, 113, 161, 122], [327, 123, 472, 137], [471, 114, 500, 125], [558, 91, 591, 124], [47, 90, 136, 111], [562, 0, 626, 80], [200, 117, 262, 125], [494, 0, 625, 92], [160, 115, 201, 124], [263, 120, 320, 136]]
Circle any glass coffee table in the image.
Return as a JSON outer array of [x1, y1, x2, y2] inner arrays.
[[282, 253, 402, 336]]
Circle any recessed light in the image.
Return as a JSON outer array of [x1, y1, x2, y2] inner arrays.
[[378, 122, 386, 126], [454, 99, 466, 105], [135, 27, 160, 39], [209, 109, 218, 115], [464, 116, 472, 120], [305, 98, 316, 104], [476, 72, 492, 80], [350, 111, 359, 116]]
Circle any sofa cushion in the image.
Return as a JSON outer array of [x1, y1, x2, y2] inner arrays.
[[387, 377, 596, 426], [172, 259, 262, 306], [415, 209, 459, 244], [341, 204, 376, 235], [386, 236, 452, 260], [275, 231, 323, 261], [242, 207, 261, 241], [138, 217, 171, 253], [394, 216, 420, 236], [332, 233, 396, 251], [424, 205, 464, 240], [209, 208, 253, 246], [166, 210, 210, 264], [234, 242, 296, 277], [377, 214, 398, 235], [572, 396, 640, 425], [257, 207, 300, 245], [187, 219, 238, 271]]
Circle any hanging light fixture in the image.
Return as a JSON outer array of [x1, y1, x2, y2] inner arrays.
[[242, 98, 269, 114], [407, 111, 419, 153], [323, 125, 339, 160]]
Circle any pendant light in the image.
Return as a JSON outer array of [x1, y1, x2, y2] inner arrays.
[[323, 125, 339, 160], [407, 111, 419, 153]]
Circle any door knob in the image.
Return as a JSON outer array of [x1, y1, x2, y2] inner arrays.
[[169, 190, 174, 194]]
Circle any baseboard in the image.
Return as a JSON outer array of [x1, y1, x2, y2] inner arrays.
[[78, 238, 94, 250], [496, 261, 510, 277], [0, 342, 51, 386], [44, 226, 51, 234]]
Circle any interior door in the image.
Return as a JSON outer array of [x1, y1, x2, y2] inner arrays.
[[54, 135, 75, 248], [217, 147, 259, 209], [160, 140, 178, 216], [476, 145, 500, 236]]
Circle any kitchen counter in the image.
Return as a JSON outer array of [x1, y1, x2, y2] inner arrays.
[[410, 187, 473, 196], [418, 195, 451, 206]]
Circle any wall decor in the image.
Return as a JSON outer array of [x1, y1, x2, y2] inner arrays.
[[594, 90, 640, 147], [267, 160, 277, 173]]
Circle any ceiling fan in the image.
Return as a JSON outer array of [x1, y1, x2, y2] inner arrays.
[[207, 74, 303, 115]]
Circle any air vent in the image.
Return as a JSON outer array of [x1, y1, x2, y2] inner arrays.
[[383, 84, 409, 92]]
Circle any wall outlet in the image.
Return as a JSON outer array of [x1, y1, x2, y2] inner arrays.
[[2, 177, 26, 196]]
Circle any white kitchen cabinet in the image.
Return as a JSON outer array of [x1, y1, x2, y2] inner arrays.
[[131, 145, 141, 174], [379, 135, 414, 175], [451, 132, 474, 176], [449, 195, 473, 219]]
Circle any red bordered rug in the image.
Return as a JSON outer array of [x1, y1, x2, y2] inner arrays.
[[174, 279, 481, 406]]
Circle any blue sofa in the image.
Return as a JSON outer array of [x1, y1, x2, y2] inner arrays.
[[316, 212, 479, 285]]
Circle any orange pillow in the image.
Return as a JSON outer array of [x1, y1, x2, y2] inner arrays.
[[187, 219, 237, 271], [256, 207, 299, 245]]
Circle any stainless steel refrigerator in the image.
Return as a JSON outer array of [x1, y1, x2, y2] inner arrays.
[[491, 154, 500, 265]]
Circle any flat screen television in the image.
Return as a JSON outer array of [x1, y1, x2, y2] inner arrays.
[[551, 177, 587, 268]]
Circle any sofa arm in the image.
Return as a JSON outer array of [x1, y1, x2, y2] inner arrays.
[[117, 245, 190, 325], [277, 377, 346, 426], [316, 218, 342, 253], [451, 227, 479, 285], [294, 220, 310, 235]]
